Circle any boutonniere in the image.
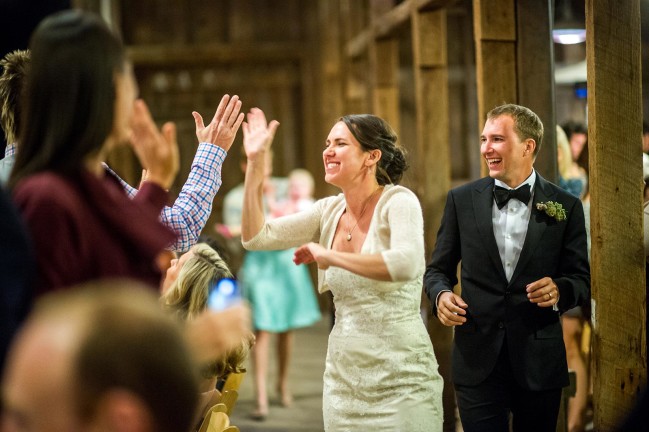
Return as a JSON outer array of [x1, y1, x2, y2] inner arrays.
[[536, 201, 567, 222]]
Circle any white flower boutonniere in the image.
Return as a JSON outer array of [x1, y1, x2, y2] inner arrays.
[[536, 201, 567, 222]]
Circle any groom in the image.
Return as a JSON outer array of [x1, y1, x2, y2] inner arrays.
[[424, 104, 590, 431]]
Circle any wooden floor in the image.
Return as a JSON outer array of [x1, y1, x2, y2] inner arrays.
[[230, 318, 329, 432]]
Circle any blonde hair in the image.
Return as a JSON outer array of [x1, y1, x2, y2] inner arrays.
[[160, 244, 254, 379], [556, 125, 572, 179], [201, 332, 255, 379], [161, 243, 233, 321], [289, 168, 314, 195]]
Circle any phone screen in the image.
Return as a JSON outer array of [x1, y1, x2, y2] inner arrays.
[[207, 278, 241, 311]]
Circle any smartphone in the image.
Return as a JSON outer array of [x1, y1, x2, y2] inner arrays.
[[207, 277, 242, 311]]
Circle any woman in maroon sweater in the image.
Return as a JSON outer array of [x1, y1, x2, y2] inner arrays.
[[10, 10, 178, 294]]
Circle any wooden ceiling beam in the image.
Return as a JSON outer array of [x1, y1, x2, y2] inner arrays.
[[346, 0, 457, 58], [127, 42, 306, 66]]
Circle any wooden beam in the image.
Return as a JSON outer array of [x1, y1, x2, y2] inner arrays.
[[371, 38, 400, 132], [473, 0, 517, 121], [346, 0, 458, 58], [412, 7, 454, 430], [586, 0, 646, 429], [516, 0, 557, 182], [126, 42, 305, 66]]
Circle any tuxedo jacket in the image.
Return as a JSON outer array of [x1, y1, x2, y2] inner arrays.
[[424, 174, 590, 391]]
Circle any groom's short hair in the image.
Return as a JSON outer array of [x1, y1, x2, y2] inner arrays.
[[488, 104, 544, 157]]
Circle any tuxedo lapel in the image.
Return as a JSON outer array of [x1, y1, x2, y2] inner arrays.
[[510, 175, 556, 284], [472, 178, 507, 281]]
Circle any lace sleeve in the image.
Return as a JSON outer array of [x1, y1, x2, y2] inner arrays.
[[380, 190, 425, 281]]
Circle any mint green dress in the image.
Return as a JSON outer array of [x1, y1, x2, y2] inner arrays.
[[241, 249, 321, 332]]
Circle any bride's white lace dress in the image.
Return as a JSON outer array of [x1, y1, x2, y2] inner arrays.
[[244, 185, 443, 431]]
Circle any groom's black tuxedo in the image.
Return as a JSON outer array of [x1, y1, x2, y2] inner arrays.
[[424, 174, 590, 391]]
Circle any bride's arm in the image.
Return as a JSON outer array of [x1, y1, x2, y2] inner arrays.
[[293, 189, 423, 282], [240, 108, 279, 242], [294, 245, 391, 280]]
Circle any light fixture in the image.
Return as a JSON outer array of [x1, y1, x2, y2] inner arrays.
[[553, 0, 586, 45], [552, 28, 587, 45]]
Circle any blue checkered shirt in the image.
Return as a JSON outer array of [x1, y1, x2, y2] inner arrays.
[[106, 142, 226, 252]]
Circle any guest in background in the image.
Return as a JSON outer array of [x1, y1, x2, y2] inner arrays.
[[557, 125, 586, 200], [244, 166, 322, 420], [557, 124, 591, 432], [561, 120, 588, 175], [220, 152, 320, 421]]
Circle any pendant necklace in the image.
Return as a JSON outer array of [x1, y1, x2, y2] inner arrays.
[[345, 186, 382, 241]]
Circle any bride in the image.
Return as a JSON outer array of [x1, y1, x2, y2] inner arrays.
[[240, 108, 443, 431]]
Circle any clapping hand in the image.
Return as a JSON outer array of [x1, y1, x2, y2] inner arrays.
[[129, 99, 179, 190], [193, 94, 245, 151]]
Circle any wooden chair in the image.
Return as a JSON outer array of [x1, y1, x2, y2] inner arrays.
[[197, 410, 230, 432], [210, 403, 228, 414], [221, 370, 246, 392], [220, 389, 239, 416]]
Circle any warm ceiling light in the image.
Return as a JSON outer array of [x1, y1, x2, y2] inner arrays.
[[552, 28, 587, 44]]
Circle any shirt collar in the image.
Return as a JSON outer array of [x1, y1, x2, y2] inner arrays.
[[494, 169, 536, 191]]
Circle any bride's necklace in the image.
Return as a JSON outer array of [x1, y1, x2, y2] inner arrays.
[[345, 187, 382, 241]]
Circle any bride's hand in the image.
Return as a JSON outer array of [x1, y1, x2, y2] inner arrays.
[[294, 242, 330, 269], [242, 107, 279, 163]]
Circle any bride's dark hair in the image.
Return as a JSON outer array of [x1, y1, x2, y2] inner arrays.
[[339, 114, 408, 185]]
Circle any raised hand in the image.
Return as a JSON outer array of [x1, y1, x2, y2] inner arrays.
[[242, 108, 280, 162], [193, 94, 245, 151], [129, 99, 179, 190]]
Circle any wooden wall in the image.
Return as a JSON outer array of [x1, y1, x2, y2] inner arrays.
[[102, 0, 320, 237]]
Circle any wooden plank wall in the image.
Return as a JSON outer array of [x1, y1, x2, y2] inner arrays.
[[100, 0, 320, 245], [473, 0, 557, 182], [586, 0, 646, 429]]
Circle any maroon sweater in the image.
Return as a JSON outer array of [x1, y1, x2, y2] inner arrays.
[[13, 169, 175, 295]]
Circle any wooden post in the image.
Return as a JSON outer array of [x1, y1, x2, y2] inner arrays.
[[341, 0, 369, 113], [412, 8, 454, 431], [369, 0, 400, 132], [473, 0, 517, 124], [516, 0, 556, 181], [371, 38, 400, 133], [317, 0, 345, 198], [586, 0, 646, 429]]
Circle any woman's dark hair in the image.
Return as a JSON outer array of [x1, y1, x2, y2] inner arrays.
[[9, 10, 125, 187], [340, 114, 408, 185]]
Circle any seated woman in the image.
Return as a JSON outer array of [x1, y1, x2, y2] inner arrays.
[[160, 243, 255, 425]]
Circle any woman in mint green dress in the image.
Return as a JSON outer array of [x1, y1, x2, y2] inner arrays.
[[223, 167, 321, 420]]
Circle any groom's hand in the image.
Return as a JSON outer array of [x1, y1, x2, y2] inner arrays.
[[437, 292, 468, 326], [526, 277, 559, 308]]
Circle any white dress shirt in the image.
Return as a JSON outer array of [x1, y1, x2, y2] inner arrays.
[[492, 170, 536, 282]]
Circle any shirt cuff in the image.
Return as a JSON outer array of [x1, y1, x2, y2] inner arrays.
[[434, 290, 452, 313]]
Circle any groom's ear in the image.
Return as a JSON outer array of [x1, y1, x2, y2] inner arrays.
[[524, 139, 536, 156]]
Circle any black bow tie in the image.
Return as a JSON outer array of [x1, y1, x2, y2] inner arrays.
[[493, 184, 531, 209]]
